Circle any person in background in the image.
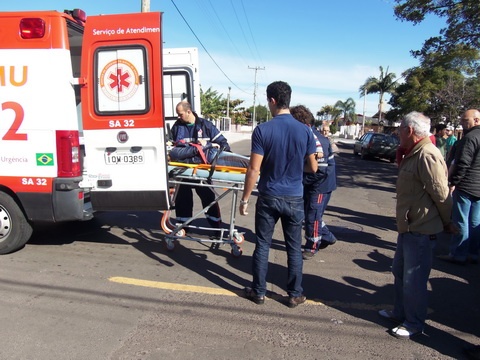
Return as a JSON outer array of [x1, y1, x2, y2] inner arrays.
[[323, 126, 339, 154], [445, 125, 458, 168], [445, 126, 457, 155], [290, 105, 337, 260], [434, 123, 447, 159], [239, 81, 317, 308], [438, 108, 480, 265], [379, 111, 455, 340], [171, 101, 231, 234]]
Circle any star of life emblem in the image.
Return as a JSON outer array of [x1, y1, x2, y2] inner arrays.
[[100, 59, 140, 102]]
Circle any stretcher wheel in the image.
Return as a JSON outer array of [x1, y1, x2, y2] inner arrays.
[[175, 229, 186, 237], [165, 239, 175, 251], [232, 232, 244, 245], [231, 245, 243, 258]]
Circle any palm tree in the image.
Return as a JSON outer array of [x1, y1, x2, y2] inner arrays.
[[359, 66, 398, 124], [334, 98, 356, 127]]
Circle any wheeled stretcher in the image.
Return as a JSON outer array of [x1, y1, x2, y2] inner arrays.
[[161, 161, 254, 257]]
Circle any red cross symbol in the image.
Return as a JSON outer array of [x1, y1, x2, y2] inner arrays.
[[109, 68, 131, 92]]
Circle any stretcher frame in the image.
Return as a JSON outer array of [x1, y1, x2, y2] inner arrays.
[[161, 162, 254, 257]]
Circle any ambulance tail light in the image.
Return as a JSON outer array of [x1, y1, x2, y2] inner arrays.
[[20, 18, 46, 39], [56, 131, 81, 178]]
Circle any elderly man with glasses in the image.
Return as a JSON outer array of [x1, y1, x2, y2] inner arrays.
[[379, 111, 455, 340]]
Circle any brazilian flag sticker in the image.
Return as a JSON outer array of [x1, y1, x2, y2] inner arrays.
[[36, 153, 54, 166]]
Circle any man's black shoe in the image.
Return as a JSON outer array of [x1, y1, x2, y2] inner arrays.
[[437, 254, 467, 265], [288, 295, 306, 308], [318, 238, 337, 250], [464, 344, 480, 360], [244, 287, 265, 305], [302, 251, 315, 260]]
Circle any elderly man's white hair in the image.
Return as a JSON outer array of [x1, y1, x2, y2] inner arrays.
[[403, 111, 431, 137]]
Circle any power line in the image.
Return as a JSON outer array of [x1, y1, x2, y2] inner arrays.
[[170, 0, 249, 94], [240, 0, 263, 66]]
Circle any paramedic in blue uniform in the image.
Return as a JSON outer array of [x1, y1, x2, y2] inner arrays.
[[239, 81, 318, 308], [290, 105, 337, 260], [171, 101, 231, 233]]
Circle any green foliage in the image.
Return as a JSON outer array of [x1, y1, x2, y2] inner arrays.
[[200, 86, 224, 120], [389, 65, 480, 122], [386, 1, 480, 122], [394, 0, 480, 72], [359, 66, 398, 122], [334, 98, 356, 126], [200, 86, 249, 125], [329, 123, 337, 135], [247, 104, 270, 124]]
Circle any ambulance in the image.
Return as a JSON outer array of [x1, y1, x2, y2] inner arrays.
[[0, 9, 196, 254]]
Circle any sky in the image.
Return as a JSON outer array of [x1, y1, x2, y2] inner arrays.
[[2, 0, 446, 117]]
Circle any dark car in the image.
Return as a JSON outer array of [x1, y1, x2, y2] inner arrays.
[[353, 132, 399, 163]]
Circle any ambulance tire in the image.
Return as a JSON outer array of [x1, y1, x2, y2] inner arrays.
[[0, 192, 33, 254]]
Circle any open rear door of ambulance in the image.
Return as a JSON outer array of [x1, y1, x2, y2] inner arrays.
[[80, 12, 170, 211]]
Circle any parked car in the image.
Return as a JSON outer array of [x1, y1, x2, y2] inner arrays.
[[353, 133, 399, 163]]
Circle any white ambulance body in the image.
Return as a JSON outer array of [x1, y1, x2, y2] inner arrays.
[[162, 47, 201, 132], [0, 9, 189, 254]]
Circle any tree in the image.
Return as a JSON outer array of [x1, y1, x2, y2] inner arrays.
[[394, 0, 480, 72], [334, 98, 356, 128], [200, 86, 224, 120], [248, 104, 269, 124], [394, 0, 480, 51], [359, 66, 398, 124], [316, 105, 341, 129], [388, 65, 480, 123], [386, 1, 480, 122]]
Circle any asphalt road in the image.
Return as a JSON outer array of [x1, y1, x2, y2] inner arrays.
[[1, 135, 479, 360]]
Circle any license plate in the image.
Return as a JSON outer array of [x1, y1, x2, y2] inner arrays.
[[105, 151, 145, 165]]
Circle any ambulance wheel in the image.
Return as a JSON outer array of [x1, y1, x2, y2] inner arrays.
[[232, 231, 244, 245], [0, 192, 33, 254], [231, 245, 243, 258]]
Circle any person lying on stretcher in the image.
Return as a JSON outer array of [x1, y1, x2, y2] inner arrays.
[[167, 140, 250, 168]]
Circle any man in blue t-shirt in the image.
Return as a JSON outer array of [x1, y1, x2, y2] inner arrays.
[[239, 81, 317, 308]]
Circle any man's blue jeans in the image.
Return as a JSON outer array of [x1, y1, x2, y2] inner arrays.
[[450, 189, 480, 261], [251, 195, 304, 297], [392, 232, 435, 332]]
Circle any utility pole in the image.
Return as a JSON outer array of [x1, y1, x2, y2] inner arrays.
[[226, 86, 231, 118], [248, 66, 265, 129], [141, 0, 150, 12], [362, 87, 366, 136]]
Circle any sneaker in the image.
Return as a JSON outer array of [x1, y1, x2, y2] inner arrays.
[[389, 325, 422, 340], [287, 295, 306, 308], [244, 287, 265, 305], [378, 309, 402, 323], [302, 251, 315, 260], [318, 237, 337, 250]]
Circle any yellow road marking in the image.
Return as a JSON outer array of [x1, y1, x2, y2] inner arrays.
[[109, 276, 237, 296], [109, 276, 327, 306]]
